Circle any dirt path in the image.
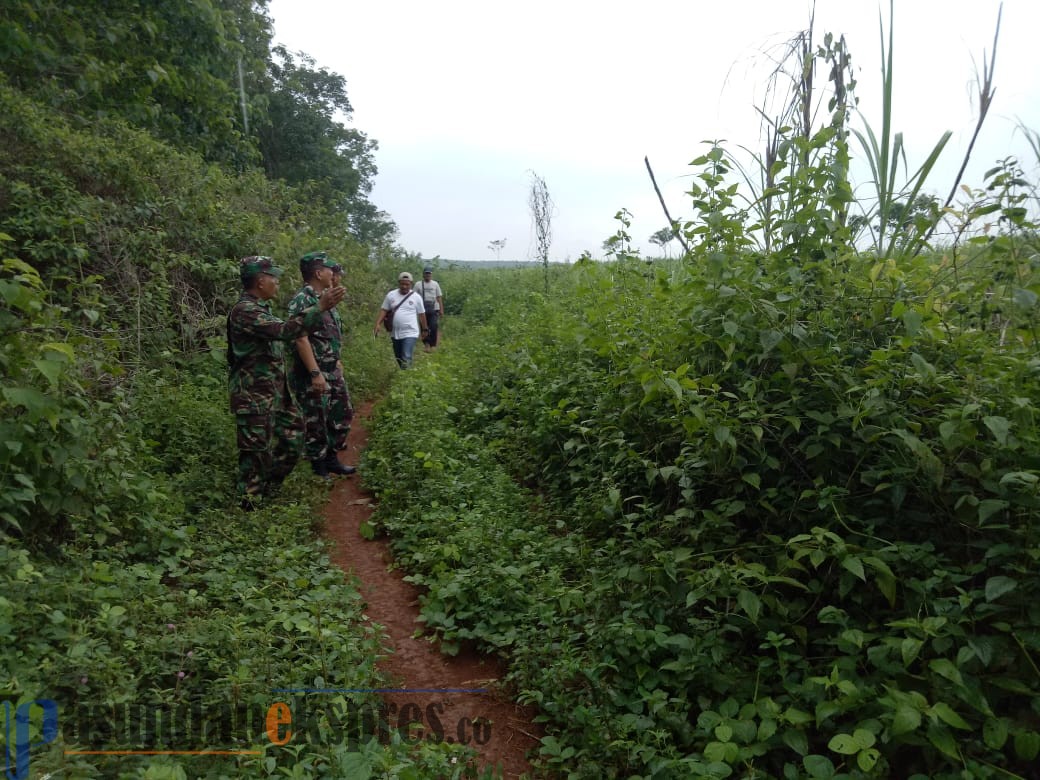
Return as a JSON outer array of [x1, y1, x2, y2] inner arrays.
[[322, 402, 542, 778]]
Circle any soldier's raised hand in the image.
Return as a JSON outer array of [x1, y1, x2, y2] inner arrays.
[[319, 285, 345, 310]]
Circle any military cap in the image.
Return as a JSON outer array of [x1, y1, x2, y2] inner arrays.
[[299, 251, 338, 276], [240, 256, 283, 282]]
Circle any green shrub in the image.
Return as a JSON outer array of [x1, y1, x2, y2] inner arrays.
[[363, 240, 1040, 778]]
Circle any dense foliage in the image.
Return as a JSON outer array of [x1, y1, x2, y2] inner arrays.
[[362, 59, 1040, 775], [366, 220, 1040, 778], [0, 0, 391, 239], [4, 0, 1039, 776], [0, 2, 480, 775]]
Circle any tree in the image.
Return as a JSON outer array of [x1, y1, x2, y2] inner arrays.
[[0, 0, 395, 244], [257, 46, 393, 242], [528, 172, 554, 292], [0, 0, 271, 166], [488, 238, 506, 261], [649, 227, 675, 258]]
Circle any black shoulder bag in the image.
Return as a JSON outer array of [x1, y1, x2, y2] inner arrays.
[[383, 290, 414, 332]]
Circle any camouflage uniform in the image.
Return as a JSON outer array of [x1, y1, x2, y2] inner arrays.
[[327, 303, 354, 452], [287, 284, 341, 464], [228, 288, 324, 500]]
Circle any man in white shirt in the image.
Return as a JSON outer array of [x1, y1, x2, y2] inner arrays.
[[416, 266, 444, 351], [373, 272, 429, 368]]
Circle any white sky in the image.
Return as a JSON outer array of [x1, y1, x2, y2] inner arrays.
[[267, 0, 1040, 261]]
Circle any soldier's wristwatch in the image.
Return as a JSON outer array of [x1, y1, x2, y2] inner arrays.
[[309, 368, 321, 378]]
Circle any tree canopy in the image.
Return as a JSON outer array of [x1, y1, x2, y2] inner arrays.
[[0, 0, 394, 242]]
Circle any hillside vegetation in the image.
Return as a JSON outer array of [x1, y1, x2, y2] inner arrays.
[[1, 2, 487, 777]]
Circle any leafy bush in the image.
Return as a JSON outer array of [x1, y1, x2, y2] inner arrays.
[[363, 189, 1040, 778]]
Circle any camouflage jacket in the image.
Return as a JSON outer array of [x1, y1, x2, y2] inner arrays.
[[287, 285, 340, 375], [227, 292, 323, 414], [330, 307, 344, 355]]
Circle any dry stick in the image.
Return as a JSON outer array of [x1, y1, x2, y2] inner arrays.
[[644, 156, 691, 256], [918, 5, 1001, 253]]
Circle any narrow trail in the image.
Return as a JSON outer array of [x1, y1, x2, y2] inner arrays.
[[322, 401, 542, 778]]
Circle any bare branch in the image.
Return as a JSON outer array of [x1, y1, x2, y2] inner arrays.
[[644, 156, 691, 256]]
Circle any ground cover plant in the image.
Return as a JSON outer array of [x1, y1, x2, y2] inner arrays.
[[1, 47, 492, 779], [1, 255, 492, 778], [361, 12, 1040, 777]]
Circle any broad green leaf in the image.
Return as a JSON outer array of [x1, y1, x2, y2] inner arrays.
[[713, 426, 735, 447], [827, 733, 859, 755], [938, 419, 960, 447], [782, 728, 809, 755], [931, 701, 970, 730], [891, 706, 921, 735], [967, 637, 995, 667], [803, 755, 835, 779], [982, 416, 1011, 445], [852, 728, 876, 749], [983, 718, 1008, 749], [714, 724, 733, 743], [784, 708, 813, 726], [929, 659, 964, 686], [337, 752, 373, 778], [857, 748, 880, 772], [926, 724, 960, 759], [1014, 731, 1040, 761], [909, 352, 935, 377], [841, 556, 865, 581], [664, 377, 683, 401], [41, 341, 75, 360], [901, 637, 924, 667], [902, 308, 923, 336], [2, 387, 50, 412], [984, 575, 1017, 602], [999, 471, 1039, 489], [737, 589, 761, 623], [759, 329, 783, 353], [977, 499, 1008, 523], [703, 740, 737, 763], [33, 358, 63, 388]]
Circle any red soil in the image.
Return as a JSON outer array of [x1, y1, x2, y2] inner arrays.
[[322, 402, 543, 778]]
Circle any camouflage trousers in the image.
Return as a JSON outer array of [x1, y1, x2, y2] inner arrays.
[[294, 366, 353, 462], [328, 365, 354, 453], [235, 404, 304, 498]]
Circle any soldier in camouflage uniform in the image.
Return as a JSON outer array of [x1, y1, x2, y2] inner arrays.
[[227, 256, 345, 508], [328, 262, 355, 456], [288, 252, 356, 477]]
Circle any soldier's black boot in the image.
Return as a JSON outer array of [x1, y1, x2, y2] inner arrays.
[[310, 459, 330, 479], [240, 494, 261, 512], [325, 453, 357, 476]]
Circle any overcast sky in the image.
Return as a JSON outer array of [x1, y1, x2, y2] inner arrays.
[[267, 0, 1039, 262]]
